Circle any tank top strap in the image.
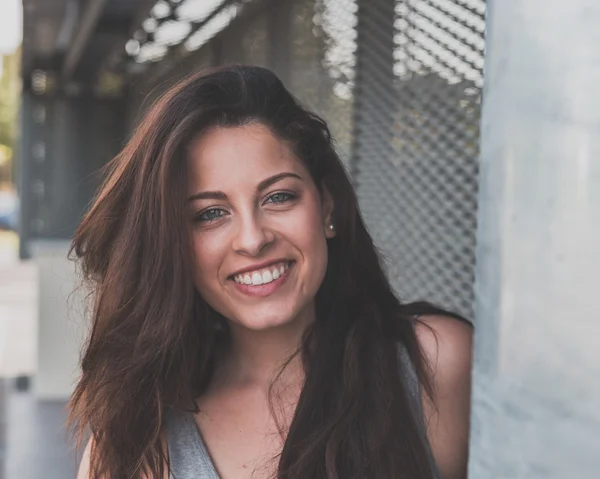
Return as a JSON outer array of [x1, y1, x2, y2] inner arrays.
[[165, 408, 220, 479]]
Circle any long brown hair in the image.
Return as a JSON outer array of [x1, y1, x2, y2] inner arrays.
[[69, 65, 457, 478]]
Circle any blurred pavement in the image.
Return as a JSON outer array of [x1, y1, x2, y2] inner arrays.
[[0, 231, 76, 479]]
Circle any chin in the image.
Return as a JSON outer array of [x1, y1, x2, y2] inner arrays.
[[235, 313, 297, 332], [227, 301, 309, 332]]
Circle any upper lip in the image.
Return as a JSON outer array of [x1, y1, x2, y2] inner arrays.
[[229, 259, 293, 278]]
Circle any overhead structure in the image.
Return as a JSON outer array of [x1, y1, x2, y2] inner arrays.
[[20, 0, 252, 98]]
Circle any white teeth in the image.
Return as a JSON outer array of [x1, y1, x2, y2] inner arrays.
[[262, 270, 273, 283], [233, 261, 292, 286]]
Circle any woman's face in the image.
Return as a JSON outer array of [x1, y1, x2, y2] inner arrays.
[[187, 123, 335, 332]]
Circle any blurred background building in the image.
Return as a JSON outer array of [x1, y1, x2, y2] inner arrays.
[[0, 0, 598, 478]]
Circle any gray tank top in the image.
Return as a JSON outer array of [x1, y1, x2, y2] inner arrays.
[[165, 346, 440, 478]]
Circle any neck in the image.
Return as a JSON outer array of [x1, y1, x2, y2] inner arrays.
[[217, 305, 314, 391]]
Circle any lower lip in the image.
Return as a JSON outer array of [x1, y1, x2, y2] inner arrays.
[[230, 263, 294, 297]]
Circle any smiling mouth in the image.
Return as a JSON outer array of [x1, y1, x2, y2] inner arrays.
[[230, 261, 295, 286]]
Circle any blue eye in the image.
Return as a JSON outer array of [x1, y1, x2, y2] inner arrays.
[[265, 192, 295, 204], [196, 208, 227, 223]]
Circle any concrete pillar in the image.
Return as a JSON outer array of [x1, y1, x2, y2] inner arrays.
[[470, 1, 600, 477]]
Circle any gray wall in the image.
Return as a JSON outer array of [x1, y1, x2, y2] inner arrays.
[[469, 1, 600, 477]]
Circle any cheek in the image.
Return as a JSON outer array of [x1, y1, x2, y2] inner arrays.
[[191, 233, 224, 292], [291, 204, 329, 277]]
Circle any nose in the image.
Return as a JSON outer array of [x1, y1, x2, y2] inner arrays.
[[231, 212, 275, 257]]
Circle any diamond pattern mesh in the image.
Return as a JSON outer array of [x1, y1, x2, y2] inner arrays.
[[282, 0, 485, 317], [241, 0, 484, 318], [352, 0, 485, 318]]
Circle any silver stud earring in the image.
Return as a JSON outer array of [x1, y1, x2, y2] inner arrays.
[[328, 224, 335, 231]]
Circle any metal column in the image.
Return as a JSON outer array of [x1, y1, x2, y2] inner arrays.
[[18, 88, 126, 259]]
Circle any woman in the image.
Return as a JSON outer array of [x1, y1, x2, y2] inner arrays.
[[72, 65, 472, 479]]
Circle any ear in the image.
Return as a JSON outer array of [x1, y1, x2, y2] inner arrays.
[[321, 185, 336, 239]]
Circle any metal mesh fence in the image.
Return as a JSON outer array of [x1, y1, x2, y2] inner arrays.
[[281, 0, 485, 318], [351, 0, 485, 318]]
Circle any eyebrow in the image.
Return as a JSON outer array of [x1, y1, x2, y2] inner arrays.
[[187, 172, 303, 203]]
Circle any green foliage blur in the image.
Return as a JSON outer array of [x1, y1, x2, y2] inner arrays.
[[0, 47, 20, 184]]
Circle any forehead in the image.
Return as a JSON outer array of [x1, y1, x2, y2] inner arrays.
[[187, 124, 305, 189]]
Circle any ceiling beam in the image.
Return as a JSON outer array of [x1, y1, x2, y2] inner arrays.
[[94, 0, 155, 78], [61, 0, 111, 82]]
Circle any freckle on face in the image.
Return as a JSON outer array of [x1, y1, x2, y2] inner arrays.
[[186, 124, 332, 332]]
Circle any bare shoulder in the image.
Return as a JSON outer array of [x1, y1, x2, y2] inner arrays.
[[413, 314, 473, 479], [77, 437, 93, 479], [414, 314, 473, 378]]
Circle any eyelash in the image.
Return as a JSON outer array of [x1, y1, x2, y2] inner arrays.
[[194, 191, 297, 224], [264, 191, 295, 205], [195, 208, 226, 223]]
